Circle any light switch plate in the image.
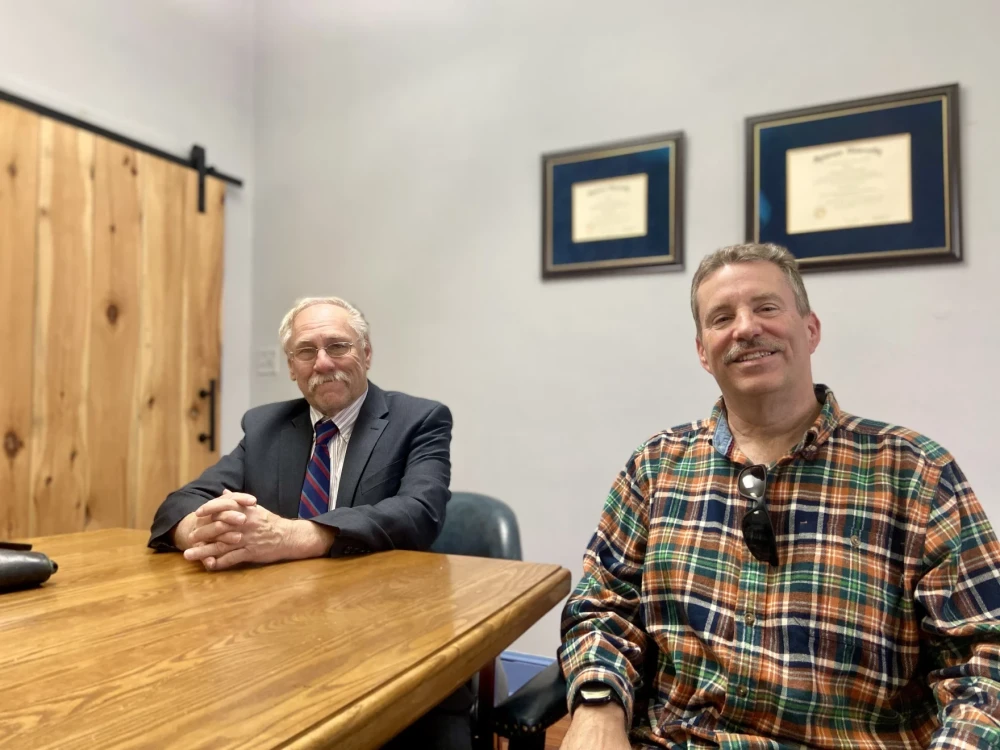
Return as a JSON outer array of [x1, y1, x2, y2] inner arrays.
[[255, 347, 281, 377]]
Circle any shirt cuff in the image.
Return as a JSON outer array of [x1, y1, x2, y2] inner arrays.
[[564, 665, 635, 729]]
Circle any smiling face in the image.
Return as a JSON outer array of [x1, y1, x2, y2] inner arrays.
[[695, 261, 821, 400], [286, 304, 371, 415]]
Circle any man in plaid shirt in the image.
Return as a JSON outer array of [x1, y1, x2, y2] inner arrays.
[[558, 243, 1000, 749]]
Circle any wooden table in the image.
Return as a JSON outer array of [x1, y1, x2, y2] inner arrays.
[[0, 529, 570, 749]]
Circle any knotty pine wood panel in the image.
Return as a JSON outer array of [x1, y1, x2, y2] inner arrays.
[[30, 118, 94, 535], [0, 101, 39, 538]]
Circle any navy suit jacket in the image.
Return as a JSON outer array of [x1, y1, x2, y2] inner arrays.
[[148, 382, 452, 557]]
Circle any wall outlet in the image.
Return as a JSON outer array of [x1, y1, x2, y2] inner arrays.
[[255, 347, 281, 377]]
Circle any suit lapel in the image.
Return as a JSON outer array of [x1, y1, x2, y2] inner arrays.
[[336, 383, 388, 508], [277, 403, 314, 519]]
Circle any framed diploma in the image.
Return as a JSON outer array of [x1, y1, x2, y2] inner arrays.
[[746, 84, 961, 271], [542, 132, 684, 278]]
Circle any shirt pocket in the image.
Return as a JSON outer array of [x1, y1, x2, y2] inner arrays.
[[781, 618, 915, 720], [776, 528, 917, 719]]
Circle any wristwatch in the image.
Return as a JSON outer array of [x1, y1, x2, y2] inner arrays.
[[572, 681, 620, 710]]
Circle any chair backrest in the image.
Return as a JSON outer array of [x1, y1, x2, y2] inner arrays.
[[430, 492, 523, 561]]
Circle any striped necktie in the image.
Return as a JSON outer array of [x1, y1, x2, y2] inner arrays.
[[298, 419, 339, 519]]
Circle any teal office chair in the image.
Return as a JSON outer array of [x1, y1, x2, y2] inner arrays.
[[431, 491, 522, 561]]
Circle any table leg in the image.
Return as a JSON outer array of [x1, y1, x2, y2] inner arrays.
[[473, 660, 496, 750]]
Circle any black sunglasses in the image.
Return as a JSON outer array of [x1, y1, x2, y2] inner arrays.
[[737, 464, 779, 566]]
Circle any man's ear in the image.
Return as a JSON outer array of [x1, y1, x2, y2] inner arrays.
[[806, 312, 821, 354], [696, 334, 713, 375]]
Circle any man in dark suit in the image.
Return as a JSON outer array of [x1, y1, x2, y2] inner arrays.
[[148, 296, 471, 750]]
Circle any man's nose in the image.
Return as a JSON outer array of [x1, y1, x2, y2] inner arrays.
[[313, 348, 337, 372], [732, 309, 762, 340]]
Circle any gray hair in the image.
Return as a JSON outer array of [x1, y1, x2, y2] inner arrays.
[[690, 243, 810, 333], [278, 297, 371, 353]]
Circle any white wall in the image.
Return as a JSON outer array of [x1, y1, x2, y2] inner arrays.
[[251, 0, 1000, 656], [0, 0, 255, 452]]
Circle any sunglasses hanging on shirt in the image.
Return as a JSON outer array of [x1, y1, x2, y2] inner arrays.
[[737, 464, 779, 566]]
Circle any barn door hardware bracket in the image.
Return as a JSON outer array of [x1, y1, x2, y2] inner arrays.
[[190, 145, 208, 213]]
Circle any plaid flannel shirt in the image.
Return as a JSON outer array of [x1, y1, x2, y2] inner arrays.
[[559, 386, 1000, 749]]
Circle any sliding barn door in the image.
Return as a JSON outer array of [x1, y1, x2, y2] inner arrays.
[[0, 100, 225, 538]]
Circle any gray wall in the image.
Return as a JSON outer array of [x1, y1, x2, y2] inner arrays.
[[252, 0, 1000, 657], [0, 0, 255, 452]]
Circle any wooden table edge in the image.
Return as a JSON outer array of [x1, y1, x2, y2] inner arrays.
[[278, 564, 572, 750]]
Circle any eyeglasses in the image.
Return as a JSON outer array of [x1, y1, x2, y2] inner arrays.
[[737, 464, 779, 566], [290, 341, 356, 363]]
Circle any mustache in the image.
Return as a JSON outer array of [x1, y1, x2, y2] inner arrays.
[[308, 370, 351, 392], [723, 336, 786, 365]]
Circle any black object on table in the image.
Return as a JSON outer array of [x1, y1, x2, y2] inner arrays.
[[0, 542, 59, 592]]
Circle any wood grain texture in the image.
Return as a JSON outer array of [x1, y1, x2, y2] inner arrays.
[[180, 174, 224, 483], [30, 118, 94, 536], [0, 529, 571, 750], [87, 138, 142, 530], [134, 156, 188, 529], [0, 102, 39, 539]]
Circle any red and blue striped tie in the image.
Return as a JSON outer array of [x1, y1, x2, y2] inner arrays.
[[298, 419, 339, 519]]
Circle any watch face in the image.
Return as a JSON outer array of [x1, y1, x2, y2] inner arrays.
[[580, 685, 612, 702]]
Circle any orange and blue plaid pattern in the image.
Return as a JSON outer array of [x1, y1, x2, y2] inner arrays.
[[559, 387, 1000, 749]]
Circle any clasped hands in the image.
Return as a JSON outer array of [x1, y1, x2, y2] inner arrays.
[[174, 490, 335, 571]]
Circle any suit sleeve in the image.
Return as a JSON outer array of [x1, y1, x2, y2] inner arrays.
[[147, 415, 250, 551], [314, 403, 452, 556]]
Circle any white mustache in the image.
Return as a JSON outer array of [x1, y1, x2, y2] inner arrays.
[[723, 337, 786, 364], [308, 370, 351, 393]]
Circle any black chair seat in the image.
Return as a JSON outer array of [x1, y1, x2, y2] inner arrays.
[[493, 661, 567, 746]]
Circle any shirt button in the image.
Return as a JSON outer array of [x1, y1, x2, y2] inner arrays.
[[744, 612, 756, 626], [736, 685, 749, 698], [851, 535, 861, 548]]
